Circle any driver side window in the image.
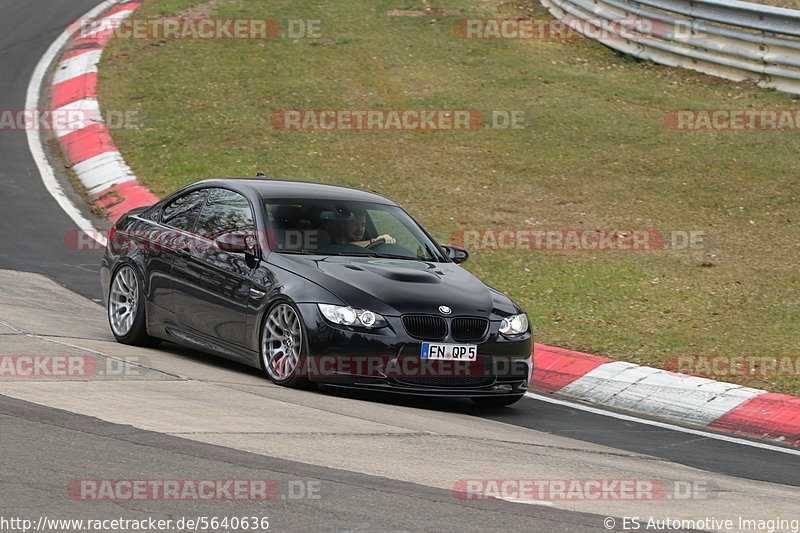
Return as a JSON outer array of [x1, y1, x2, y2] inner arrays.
[[195, 188, 255, 240]]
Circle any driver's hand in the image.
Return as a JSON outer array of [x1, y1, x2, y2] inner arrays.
[[377, 234, 396, 244]]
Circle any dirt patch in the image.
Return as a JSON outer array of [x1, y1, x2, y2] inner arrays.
[[388, 1, 459, 17], [171, 0, 233, 19], [307, 39, 342, 46]]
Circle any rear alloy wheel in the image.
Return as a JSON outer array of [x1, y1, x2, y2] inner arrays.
[[108, 264, 160, 347], [261, 302, 310, 388], [471, 394, 525, 407]]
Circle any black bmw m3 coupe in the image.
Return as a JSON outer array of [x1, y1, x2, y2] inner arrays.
[[101, 177, 532, 406]]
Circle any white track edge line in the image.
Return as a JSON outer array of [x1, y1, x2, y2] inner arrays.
[[25, 0, 122, 247], [524, 391, 800, 456]]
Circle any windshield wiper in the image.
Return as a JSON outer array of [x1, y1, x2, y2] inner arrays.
[[367, 252, 422, 260], [333, 251, 378, 257], [336, 251, 423, 260], [272, 249, 324, 255], [277, 249, 427, 261]]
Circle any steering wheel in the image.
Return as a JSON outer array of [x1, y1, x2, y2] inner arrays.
[[366, 238, 386, 249]]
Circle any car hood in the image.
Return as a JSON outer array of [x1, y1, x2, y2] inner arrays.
[[268, 254, 518, 317]]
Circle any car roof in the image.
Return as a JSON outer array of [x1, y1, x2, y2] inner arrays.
[[192, 177, 398, 205]]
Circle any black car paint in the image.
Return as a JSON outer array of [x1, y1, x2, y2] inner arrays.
[[101, 178, 532, 397]]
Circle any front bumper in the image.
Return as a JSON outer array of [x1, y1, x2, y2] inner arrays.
[[321, 378, 529, 398], [296, 303, 533, 397]]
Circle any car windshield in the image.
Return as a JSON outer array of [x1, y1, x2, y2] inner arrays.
[[263, 199, 446, 262]]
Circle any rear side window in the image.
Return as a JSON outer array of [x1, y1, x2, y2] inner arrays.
[[196, 188, 255, 239], [162, 189, 209, 231]]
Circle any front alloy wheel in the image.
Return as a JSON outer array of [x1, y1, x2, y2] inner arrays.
[[109, 265, 138, 337], [261, 302, 309, 387]]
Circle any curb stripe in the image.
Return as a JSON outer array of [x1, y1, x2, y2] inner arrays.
[[708, 393, 800, 445], [557, 361, 765, 427], [67, 35, 116, 52], [53, 98, 101, 139], [93, 180, 159, 222], [53, 50, 102, 85], [90, 2, 139, 19], [530, 347, 799, 447], [531, 343, 611, 392], [51, 73, 97, 109], [60, 124, 117, 164], [28, 0, 126, 250], [51, 0, 153, 222], [61, 43, 104, 62], [72, 151, 136, 194]]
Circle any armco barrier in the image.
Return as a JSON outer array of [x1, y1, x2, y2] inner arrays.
[[539, 0, 800, 94]]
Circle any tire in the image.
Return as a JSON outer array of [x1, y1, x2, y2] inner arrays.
[[260, 301, 312, 388], [471, 394, 525, 407], [107, 264, 161, 347]]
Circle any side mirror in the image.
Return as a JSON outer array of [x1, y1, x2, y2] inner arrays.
[[442, 244, 469, 264], [215, 231, 256, 253]]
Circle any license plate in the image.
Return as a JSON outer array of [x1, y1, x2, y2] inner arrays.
[[421, 342, 478, 361]]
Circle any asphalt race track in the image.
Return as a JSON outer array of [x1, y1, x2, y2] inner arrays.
[[0, 1, 798, 532], [0, 0, 108, 300]]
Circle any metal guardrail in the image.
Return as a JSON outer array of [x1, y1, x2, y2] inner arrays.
[[539, 0, 800, 94]]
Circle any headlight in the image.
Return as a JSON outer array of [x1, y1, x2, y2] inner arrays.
[[499, 313, 529, 336], [318, 304, 387, 329]]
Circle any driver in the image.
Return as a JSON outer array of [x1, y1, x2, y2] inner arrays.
[[327, 210, 396, 247]]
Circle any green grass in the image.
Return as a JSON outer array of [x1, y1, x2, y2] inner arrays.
[[750, 0, 800, 8], [98, 0, 800, 395]]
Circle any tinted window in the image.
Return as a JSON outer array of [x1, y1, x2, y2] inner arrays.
[[162, 189, 209, 231], [196, 188, 255, 240]]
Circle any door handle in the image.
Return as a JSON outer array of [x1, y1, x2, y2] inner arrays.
[[249, 288, 266, 299]]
